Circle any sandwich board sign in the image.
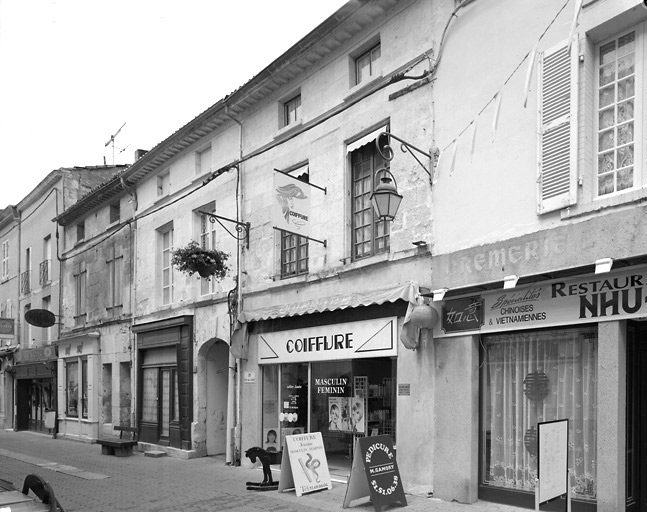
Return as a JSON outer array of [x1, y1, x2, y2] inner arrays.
[[343, 435, 407, 512], [536, 419, 571, 511], [278, 432, 332, 496]]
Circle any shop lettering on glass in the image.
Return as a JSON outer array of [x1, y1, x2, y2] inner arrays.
[[442, 297, 483, 333], [552, 273, 647, 319], [315, 377, 348, 394], [286, 332, 353, 353]]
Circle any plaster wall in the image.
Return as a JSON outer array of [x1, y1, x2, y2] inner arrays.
[[431, 0, 646, 258], [396, 328, 436, 496], [18, 187, 61, 347], [133, 172, 238, 318], [0, 215, 20, 350], [596, 320, 626, 512], [432, 334, 479, 503]]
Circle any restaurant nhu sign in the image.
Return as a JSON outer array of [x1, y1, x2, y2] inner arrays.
[[435, 265, 647, 337]]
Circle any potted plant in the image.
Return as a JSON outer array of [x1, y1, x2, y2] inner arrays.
[[171, 241, 230, 279]]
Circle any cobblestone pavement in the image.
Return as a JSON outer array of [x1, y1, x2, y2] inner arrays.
[[0, 429, 524, 512]]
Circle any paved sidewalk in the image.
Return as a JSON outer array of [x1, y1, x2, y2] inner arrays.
[[0, 429, 525, 512]]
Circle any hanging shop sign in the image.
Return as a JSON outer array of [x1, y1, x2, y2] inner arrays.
[[272, 171, 312, 238], [258, 317, 398, 364], [279, 432, 332, 496], [0, 318, 15, 336], [440, 297, 483, 333], [434, 265, 647, 337]]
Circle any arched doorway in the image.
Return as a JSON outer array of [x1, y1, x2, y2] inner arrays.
[[204, 340, 229, 455]]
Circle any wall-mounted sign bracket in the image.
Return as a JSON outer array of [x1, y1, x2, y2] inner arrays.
[[199, 211, 250, 249], [273, 227, 326, 247], [376, 131, 432, 182]]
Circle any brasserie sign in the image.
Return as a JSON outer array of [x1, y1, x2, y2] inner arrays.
[[435, 265, 647, 337]]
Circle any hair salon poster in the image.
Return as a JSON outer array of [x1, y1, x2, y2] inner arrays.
[[273, 171, 311, 237], [279, 431, 332, 496], [343, 435, 407, 512]]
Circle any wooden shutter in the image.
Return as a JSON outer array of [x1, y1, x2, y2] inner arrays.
[[537, 39, 578, 214]]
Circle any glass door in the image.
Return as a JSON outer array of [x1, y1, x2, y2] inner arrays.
[[279, 363, 308, 449], [140, 366, 178, 446]]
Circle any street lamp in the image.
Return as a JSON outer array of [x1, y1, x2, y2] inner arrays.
[[369, 131, 433, 221], [370, 168, 403, 221]]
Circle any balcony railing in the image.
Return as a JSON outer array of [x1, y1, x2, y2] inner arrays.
[[39, 259, 51, 286], [20, 270, 31, 295]]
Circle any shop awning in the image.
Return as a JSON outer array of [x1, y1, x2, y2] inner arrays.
[[238, 281, 417, 323]]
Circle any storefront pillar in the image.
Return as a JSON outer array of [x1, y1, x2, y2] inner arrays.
[[396, 334, 435, 497], [597, 320, 626, 512], [434, 334, 479, 504]]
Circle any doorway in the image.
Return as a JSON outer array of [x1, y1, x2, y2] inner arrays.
[[205, 341, 229, 455], [140, 365, 179, 447], [16, 378, 54, 432], [627, 321, 647, 511]]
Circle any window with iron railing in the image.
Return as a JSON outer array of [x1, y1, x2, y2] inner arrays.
[[39, 260, 51, 286], [20, 270, 31, 295]]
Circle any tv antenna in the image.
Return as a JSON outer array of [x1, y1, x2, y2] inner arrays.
[[105, 122, 126, 165]]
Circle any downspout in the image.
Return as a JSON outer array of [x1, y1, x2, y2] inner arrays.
[[53, 189, 63, 438], [226, 107, 244, 465], [121, 175, 138, 428], [13, 206, 22, 431]]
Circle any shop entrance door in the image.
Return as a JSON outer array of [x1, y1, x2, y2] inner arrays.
[[627, 322, 647, 512], [15, 379, 53, 432], [140, 366, 179, 447]]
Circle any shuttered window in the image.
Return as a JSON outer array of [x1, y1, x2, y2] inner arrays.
[[537, 39, 578, 214]]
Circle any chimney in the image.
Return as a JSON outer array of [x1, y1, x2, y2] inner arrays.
[[134, 149, 148, 160]]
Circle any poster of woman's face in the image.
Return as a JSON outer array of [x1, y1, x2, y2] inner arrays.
[[328, 397, 352, 432], [351, 396, 365, 434], [264, 427, 279, 452]]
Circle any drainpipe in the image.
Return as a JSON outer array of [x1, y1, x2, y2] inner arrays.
[[13, 205, 22, 431], [226, 107, 244, 465]]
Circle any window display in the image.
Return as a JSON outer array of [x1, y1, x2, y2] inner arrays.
[[480, 326, 597, 501], [262, 357, 396, 473]]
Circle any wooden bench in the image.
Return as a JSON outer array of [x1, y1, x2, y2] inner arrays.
[[97, 425, 138, 457]]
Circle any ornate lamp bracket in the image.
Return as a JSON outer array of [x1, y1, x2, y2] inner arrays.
[[198, 211, 251, 249], [376, 132, 433, 183]]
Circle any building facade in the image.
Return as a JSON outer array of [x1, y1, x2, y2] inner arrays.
[[427, 0, 647, 511], [0, 206, 20, 429], [0, 166, 125, 434], [5, 0, 644, 510], [55, 179, 135, 442], [48, 0, 438, 477]]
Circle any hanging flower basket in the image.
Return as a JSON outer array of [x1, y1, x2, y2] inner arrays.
[[171, 241, 230, 280]]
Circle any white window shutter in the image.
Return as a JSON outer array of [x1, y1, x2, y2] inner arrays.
[[537, 38, 578, 214]]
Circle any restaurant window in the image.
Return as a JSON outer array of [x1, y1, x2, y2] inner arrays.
[[595, 27, 639, 197], [479, 326, 597, 504], [351, 141, 390, 260]]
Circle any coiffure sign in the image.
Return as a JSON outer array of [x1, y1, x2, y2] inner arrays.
[[257, 317, 398, 364], [435, 265, 647, 337]]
